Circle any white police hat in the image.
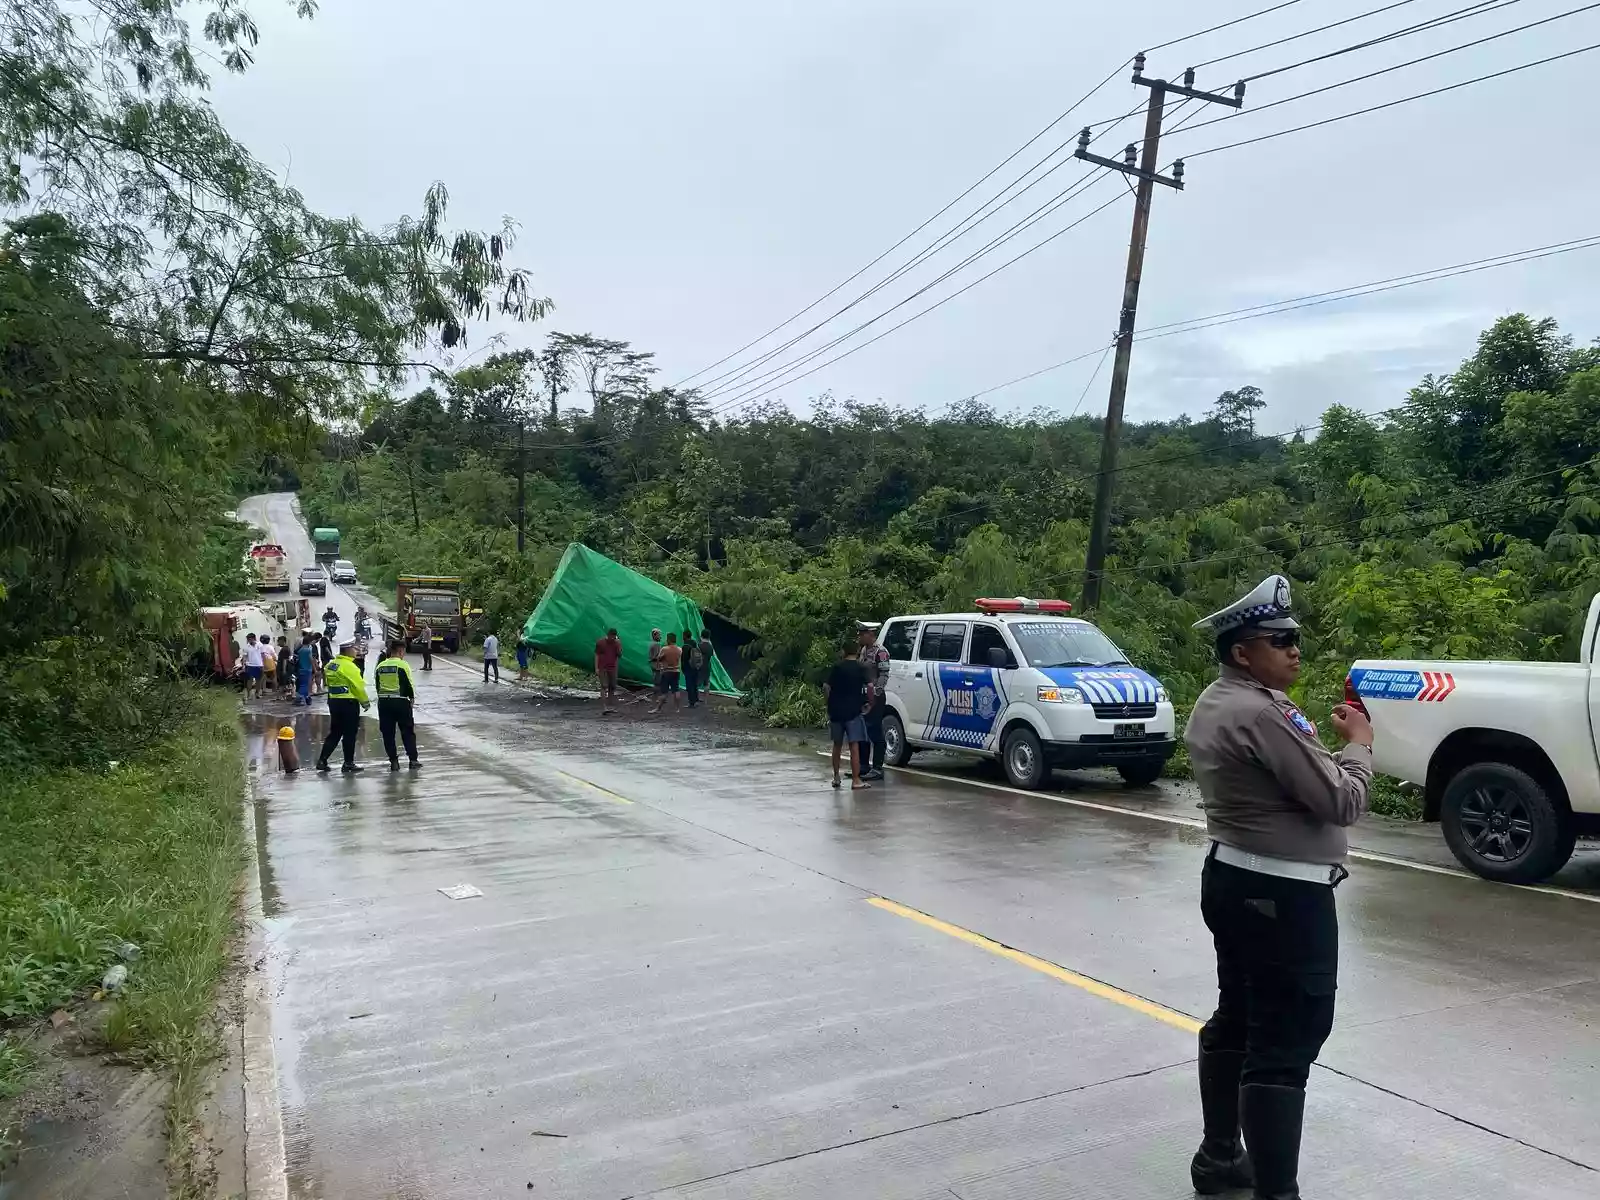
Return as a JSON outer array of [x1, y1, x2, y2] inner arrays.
[[855, 620, 882, 632], [1193, 574, 1300, 635]]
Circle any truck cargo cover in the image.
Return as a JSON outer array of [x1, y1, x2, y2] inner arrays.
[[523, 544, 738, 694]]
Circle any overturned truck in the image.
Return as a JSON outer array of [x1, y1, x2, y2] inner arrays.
[[522, 544, 741, 693]]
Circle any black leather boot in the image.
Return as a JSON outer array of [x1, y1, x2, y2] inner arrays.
[[1240, 1083, 1305, 1199], [1191, 1048, 1253, 1194]]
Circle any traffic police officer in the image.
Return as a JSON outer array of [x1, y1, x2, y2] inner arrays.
[[1184, 575, 1373, 1199], [855, 621, 889, 780], [316, 640, 370, 774], [374, 639, 422, 771]]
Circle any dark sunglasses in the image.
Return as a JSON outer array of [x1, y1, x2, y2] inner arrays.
[[1240, 629, 1301, 650]]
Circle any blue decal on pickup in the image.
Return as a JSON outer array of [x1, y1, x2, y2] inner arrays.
[[1349, 668, 1424, 701]]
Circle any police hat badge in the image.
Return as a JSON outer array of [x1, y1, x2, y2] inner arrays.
[[1193, 574, 1301, 635]]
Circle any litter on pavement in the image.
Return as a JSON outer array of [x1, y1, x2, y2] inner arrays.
[[438, 883, 484, 900]]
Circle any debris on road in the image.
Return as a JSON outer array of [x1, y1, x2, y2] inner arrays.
[[438, 883, 484, 900]]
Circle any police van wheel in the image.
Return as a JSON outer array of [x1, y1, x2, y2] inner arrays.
[[1117, 760, 1164, 787], [882, 713, 913, 767], [1441, 762, 1576, 885], [1002, 726, 1048, 790]]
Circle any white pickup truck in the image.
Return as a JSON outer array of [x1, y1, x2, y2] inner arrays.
[[1348, 593, 1600, 883]]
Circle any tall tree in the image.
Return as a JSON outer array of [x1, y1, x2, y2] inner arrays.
[[1, 0, 551, 416]]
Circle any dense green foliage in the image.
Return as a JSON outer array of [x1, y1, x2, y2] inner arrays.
[[0, 0, 542, 770], [0, 2, 542, 1166], [303, 317, 1600, 736], [0, 691, 244, 1172]]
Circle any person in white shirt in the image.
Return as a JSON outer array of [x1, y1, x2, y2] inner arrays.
[[482, 632, 500, 683], [241, 632, 266, 699]]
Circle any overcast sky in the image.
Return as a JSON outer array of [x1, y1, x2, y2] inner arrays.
[[211, 0, 1598, 433]]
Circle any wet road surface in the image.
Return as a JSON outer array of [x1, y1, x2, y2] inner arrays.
[[238, 494, 1600, 1198]]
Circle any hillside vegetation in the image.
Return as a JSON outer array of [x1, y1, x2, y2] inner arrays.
[[301, 315, 1600, 735]]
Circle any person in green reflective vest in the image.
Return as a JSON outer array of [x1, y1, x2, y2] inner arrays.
[[374, 640, 421, 771], [316, 641, 370, 774]]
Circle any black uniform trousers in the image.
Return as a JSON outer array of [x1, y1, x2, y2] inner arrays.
[[378, 697, 417, 764], [857, 693, 887, 772], [420, 641, 432, 670], [318, 699, 362, 768], [1199, 851, 1338, 1090]]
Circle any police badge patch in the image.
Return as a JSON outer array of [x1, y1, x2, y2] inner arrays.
[[1284, 706, 1317, 737]]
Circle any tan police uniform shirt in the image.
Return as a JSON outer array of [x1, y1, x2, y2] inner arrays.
[[1185, 666, 1373, 865]]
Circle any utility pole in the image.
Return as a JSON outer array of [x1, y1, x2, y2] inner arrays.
[[515, 417, 527, 555], [1077, 56, 1244, 610]]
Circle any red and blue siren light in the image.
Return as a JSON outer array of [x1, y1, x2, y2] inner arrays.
[[974, 596, 1073, 614]]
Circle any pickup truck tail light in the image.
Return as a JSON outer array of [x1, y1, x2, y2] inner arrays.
[[1343, 674, 1368, 717]]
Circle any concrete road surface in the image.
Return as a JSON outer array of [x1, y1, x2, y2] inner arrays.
[[237, 493, 1600, 1198]]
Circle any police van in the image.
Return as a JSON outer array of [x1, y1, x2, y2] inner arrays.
[[877, 597, 1176, 789]]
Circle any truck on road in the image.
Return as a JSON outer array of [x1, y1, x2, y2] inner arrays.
[[396, 575, 465, 653], [246, 542, 290, 592], [312, 527, 341, 565], [200, 598, 310, 680], [1349, 592, 1600, 884]]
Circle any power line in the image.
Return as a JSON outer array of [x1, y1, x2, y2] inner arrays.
[[1191, 0, 1435, 68], [668, 57, 1134, 388], [1172, 1, 1600, 141], [672, 2, 1331, 393], [508, 230, 1600, 454], [691, 105, 1146, 401], [1146, 0, 1313, 53], [694, 170, 1119, 410], [916, 232, 1600, 470], [699, 187, 1129, 418], [1183, 40, 1600, 160], [1139, 240, 1600, 343], [1240, 0, 1528, 82], [1066, 345, 1116, 420]]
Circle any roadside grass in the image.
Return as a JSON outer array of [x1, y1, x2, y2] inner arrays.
[[527, 653, 597, 689], [0, 687, 244, 1191]]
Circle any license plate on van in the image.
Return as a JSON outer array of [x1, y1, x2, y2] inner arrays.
[[1113, 723, 1145, 740]]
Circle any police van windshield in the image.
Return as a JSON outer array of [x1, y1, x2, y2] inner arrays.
[[1009, 620, 1129, 669]]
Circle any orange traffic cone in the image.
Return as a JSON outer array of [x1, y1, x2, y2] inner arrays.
[[278, 726, 300, 774]]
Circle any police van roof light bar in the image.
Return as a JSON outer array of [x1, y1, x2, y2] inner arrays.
[[974, 597, 1073, 614]]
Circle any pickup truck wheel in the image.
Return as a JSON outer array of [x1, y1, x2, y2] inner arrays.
[[1441, 762, 1577, 884], [882, 713, 913, 767], [1002, 726, 1048, 790]]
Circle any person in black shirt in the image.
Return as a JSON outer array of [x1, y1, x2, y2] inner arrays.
[[823, 643, 871, 791]]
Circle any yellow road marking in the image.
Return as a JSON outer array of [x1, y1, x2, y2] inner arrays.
[[557, 770, 634, 804], [867, 896, 1202, 1034]]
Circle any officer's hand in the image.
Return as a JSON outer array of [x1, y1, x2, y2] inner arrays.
[[1329, 703, 1373, 747]]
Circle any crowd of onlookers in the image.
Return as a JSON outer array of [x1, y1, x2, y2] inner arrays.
[[585, 626, 717, 716], [244, 612, 725, 720], [239, 628, 336, 704]]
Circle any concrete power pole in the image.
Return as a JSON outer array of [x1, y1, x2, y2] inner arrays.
[[1077, 57, 1244, 610]]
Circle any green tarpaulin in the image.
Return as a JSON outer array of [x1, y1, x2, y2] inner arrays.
[[522, 544, 739, 694]]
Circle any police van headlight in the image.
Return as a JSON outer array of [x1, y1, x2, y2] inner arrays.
[[1156, 685, 1169, 702], [1037, 685, 1084, 704]]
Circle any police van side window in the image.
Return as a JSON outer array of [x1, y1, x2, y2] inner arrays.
[[882, 620, 918, 661], [918, 622, 966, 662], [968, 624, 1014, 668]]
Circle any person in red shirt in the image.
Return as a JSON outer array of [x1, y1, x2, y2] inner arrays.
[[594, 628, 622, 714]]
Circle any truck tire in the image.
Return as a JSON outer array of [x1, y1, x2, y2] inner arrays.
[[1002, 725, 1049, 790], [1440, 762, 1576, 884], [1117, 759, 1164, 787], [882, 712, 913, 767]]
